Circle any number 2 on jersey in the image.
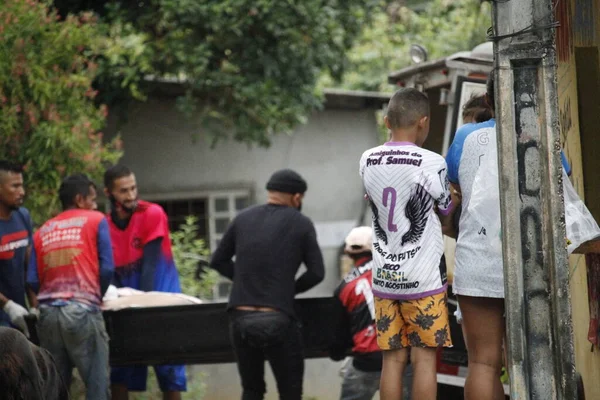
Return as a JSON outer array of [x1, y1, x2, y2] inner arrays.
[[382, 187, 398, 232]]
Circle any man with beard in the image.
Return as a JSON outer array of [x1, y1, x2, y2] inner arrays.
[[0, 161, 35, 338], [103, 165, 186, 400], [210, 169, 325, 400]]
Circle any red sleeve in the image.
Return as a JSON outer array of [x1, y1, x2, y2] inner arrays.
[[337, 283, 353, 310], [142, 204, 168, 245]]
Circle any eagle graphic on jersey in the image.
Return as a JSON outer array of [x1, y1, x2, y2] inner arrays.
[[369, 199, 388, 245], [401, 183, 432, 246]]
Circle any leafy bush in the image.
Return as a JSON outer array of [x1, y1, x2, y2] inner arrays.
[[171, 216, 220, 300], [0, 0, 122, 223]]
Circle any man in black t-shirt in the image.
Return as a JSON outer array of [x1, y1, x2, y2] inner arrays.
[[210, 169, 325, 400]]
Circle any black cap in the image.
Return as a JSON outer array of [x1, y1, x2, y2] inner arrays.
[[266, 169, 307, 194]]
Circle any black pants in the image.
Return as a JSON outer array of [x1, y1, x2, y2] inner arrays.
[[229, 310, 304, 400]]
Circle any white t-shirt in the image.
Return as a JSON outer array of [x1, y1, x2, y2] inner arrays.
[[359, 142, 453, 300], [446, 121, 504, 298], [446, 119, 573, 299]]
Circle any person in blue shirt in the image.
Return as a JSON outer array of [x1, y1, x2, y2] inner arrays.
[[0, 161, 35, 337], [446, 75, 572, 400]]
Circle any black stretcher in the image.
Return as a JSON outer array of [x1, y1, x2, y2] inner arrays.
[[27, 296, 466, 368]]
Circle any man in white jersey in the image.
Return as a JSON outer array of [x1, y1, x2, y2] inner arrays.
[[359, 88, 456, 400]]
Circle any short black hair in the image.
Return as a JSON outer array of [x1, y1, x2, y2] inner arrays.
[[0, 161, 23, 184], [462, 94, 493, 123], [104, 165, 133, 190], [59, 174, 96, 210], [0, 161, 23, 175], [486, 72, 495, 111], [386, 88, 430, 130]]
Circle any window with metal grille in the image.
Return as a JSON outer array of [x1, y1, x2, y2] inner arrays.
[[149, 190, 250, 252], [154, 198, 208, 239]]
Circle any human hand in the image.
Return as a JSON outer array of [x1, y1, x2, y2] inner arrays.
[[3, 300, 30, 337]]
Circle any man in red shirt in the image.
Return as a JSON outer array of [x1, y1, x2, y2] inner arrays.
[[28, 173, 114, 400], [103, 165, 185, 400]]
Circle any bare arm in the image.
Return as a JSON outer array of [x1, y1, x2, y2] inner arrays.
[[439, 183, 462, 239], [0, 292, 8, 309], [26, 287, 38, 308]]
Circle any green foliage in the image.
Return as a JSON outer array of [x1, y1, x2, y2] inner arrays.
[[0, 0, 122, 223], [171, 216, 220, 299], [47, 0, 488, 151], [93, 16, 153, 104], [54, 0, 380, 147], [320, 0, 492, 92]]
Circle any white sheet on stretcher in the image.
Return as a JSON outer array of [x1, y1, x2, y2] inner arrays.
[[101, 285, 203, 310]]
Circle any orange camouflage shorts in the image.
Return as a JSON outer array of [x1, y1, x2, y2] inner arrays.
[[375, 292, 452, 350]]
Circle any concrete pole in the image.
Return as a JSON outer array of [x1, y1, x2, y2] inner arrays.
[[492, 1, 577, 399]]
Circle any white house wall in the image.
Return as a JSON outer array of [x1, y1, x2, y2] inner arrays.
[[115, 97, 380, 297]]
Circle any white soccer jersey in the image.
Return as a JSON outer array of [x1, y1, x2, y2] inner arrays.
[[446, 121, 504, 298], [359, 142, 452, 300], [445, 119, 572, 299]]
